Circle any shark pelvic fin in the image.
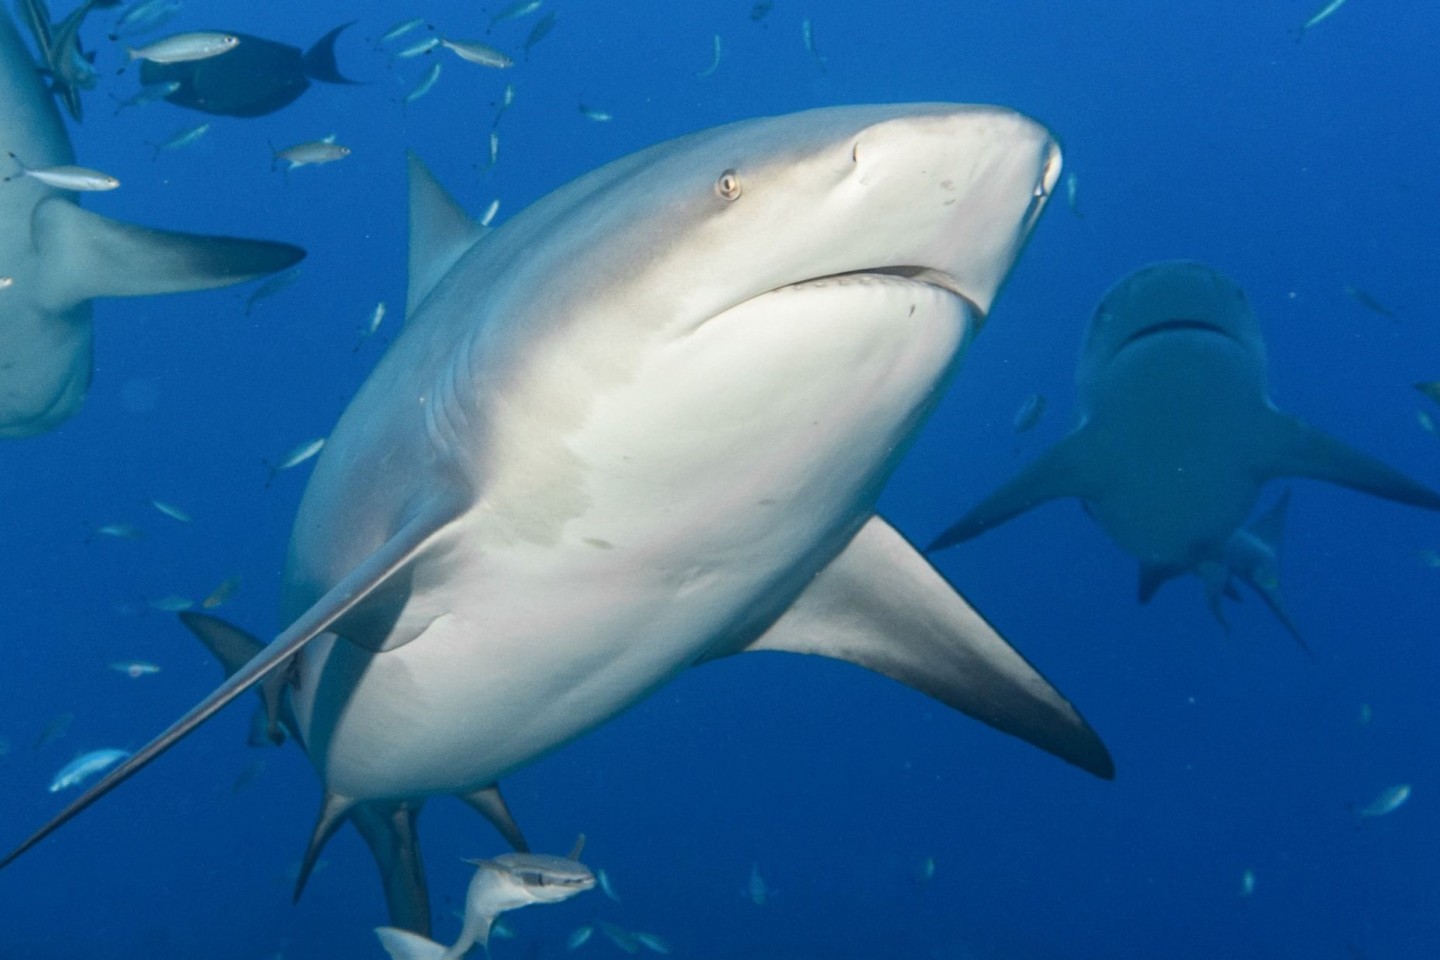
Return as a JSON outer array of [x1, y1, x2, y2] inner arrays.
[[0, 491, 468, 872], [711, 515, 1114, 780], [928, 427, 1106, 551], [32, 196, 305, 308], [406, 153, 488, 317], [1257, 409, 1440, 511], [294, 790, 357, 903], [458, 784, 530, 852], [351, 800, 431, 935]]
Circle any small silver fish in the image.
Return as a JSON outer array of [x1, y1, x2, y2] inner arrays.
[[579, 101, 612, 122], [113, 80, 181, 113], [480, 199, 500, 227], [50, 748, 131, 792], [566, 926, 594, 950], [110, 660, 161, 678], [4, 153, 119, 191], [442, 38, 514, 68], [1239, 868, 1256, 896], [1419, 410, 1436, 435], [152, 122, 211, 156], [696, 33, 722, 78], [267, 437, 326, 484], [597, 866, 620, 901], [597, 922, 639, 955], [126, 32, 239, 64], [1012, 393, 1046, 433], [1065, 172, 1081, 217], [378, 18, 427, 46], [633, 932, 671, 955], [1343, 284, 1397, 319], [94, 522, 146, 541], [745, 862, 767, 905], [396, 36, 440, 58], [109, 0, 183, 41], [915, 856, 936, 882], [1357, 783, 1411, 819], [274, 137, 351, 171], [405, 62, 442, 104], [489, 131, 500, 167], [244, 266, 301, 316], [32, 712, 73, 752], [490, 0, 544, 29], [0, 277, 13, 290], [149, 499, 191, 523], [801, 19, 826, 69], [523, 11, 558, 58], [148, 594, 194, 613], [202, 575, 242, 609], [1298, 0, 1350, 35], [355, 301, 387, 347]]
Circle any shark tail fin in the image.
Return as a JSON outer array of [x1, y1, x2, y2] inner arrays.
[[304, 21, 360, 84], [375, 927, 448, 960], [33, 197, 305, 307], [928, 427, 1103, 551], [710, 515, 1114, 779], [1258, 410, 1440, 511]]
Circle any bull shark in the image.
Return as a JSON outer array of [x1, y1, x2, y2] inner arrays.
[[930, 260, 1440, 611], [0, 103, 1113, 933], [0, 5, 305, 438]]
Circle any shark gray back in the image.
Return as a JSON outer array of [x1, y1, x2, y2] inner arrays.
[[0, 6, 304, 438], [930, 260, 1440, 612], [2, 104, 1111, 935]]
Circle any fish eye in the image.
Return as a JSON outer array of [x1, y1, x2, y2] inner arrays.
[[715, 169, 742, 201]]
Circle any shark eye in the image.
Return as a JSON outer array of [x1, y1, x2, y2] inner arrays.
[[715, 169, 742, 201]]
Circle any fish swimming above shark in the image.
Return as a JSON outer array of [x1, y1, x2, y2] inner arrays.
[[930, 260, 1440, 615], [138, 22, 359, 117], [0, 103, 1112, 934], [0, 5, 305, 438]]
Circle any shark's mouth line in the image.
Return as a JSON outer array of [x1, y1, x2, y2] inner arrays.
[[1117, 318, 1234, 353], [778, 265, 980, 313]]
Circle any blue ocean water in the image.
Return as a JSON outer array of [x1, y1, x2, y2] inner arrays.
[[1, 0, 1436, 957]]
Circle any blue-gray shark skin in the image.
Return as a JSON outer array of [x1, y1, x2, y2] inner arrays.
[[0, 7, 304, 438], [2, 104, 1114, 931], [931, 260, 1440, 602]]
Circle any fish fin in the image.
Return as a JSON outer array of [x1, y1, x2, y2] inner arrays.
[[1256, 409, 1440, 510], [567, 834, 586, 860], [406, 153, 488, 317], [458, 784, 530, 852], [375, 927, 448, 960], [304, 21, 361, 84], [294, 790, 356, 902], [352, 800, 431, 935], [178, 611, 289, 745], [32, 196, 305, 307], [0, 491, 468, 871], [928, 427, 1105, 551], [709, 515, 1114, 779], [1137, 562, 1182, 604], [1247, 487, 1291, 551], [1246, 577, 1313, 657]]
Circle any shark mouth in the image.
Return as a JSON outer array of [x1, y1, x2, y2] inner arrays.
[[779, 265, 979, 313], [1117, 318, 1235, 354]]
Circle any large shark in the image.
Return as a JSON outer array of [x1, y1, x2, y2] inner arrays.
[[930, 260, 1440, 607], [1, 103, 1112, 932], [0, 5, 305, 438]]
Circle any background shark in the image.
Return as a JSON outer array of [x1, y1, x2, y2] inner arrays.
[[1, 103, 1112, 934], [930, 260, 1440, 620], [0, 5, 305, 438]]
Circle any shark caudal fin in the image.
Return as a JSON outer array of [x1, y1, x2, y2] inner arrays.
[[1257, 408, 1440, 511], [928, 428, 1105, 552], [711, 515, 1114, 779], [303, 21, 361, 84], [32, 197, 305, 306]]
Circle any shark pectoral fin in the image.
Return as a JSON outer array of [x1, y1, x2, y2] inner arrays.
[[720, 516, 1114, 779], [1258, 409, 1440, 510], [928, 428, 1104, 551], [352, 801, 431, 936], [178, 611, 289, 745], [376, 927, 448, 960], [0, 493, 468, 870], [31, 197, 306, 307], [304, 21, 360, 84], [459, 785, 530, 852], [294, 791, 357, 902], [406, 154, 489, 317]]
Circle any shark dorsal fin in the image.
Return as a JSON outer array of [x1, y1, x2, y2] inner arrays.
[[406, 153, 488, 317]]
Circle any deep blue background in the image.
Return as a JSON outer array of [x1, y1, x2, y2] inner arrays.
[[1, 1, 1436, 957]]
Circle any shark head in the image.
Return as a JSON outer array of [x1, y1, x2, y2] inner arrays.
[[1077, 259, 1267, 393]]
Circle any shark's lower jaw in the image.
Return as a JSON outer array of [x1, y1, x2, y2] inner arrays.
[[1117, 318, 1236, 354]]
